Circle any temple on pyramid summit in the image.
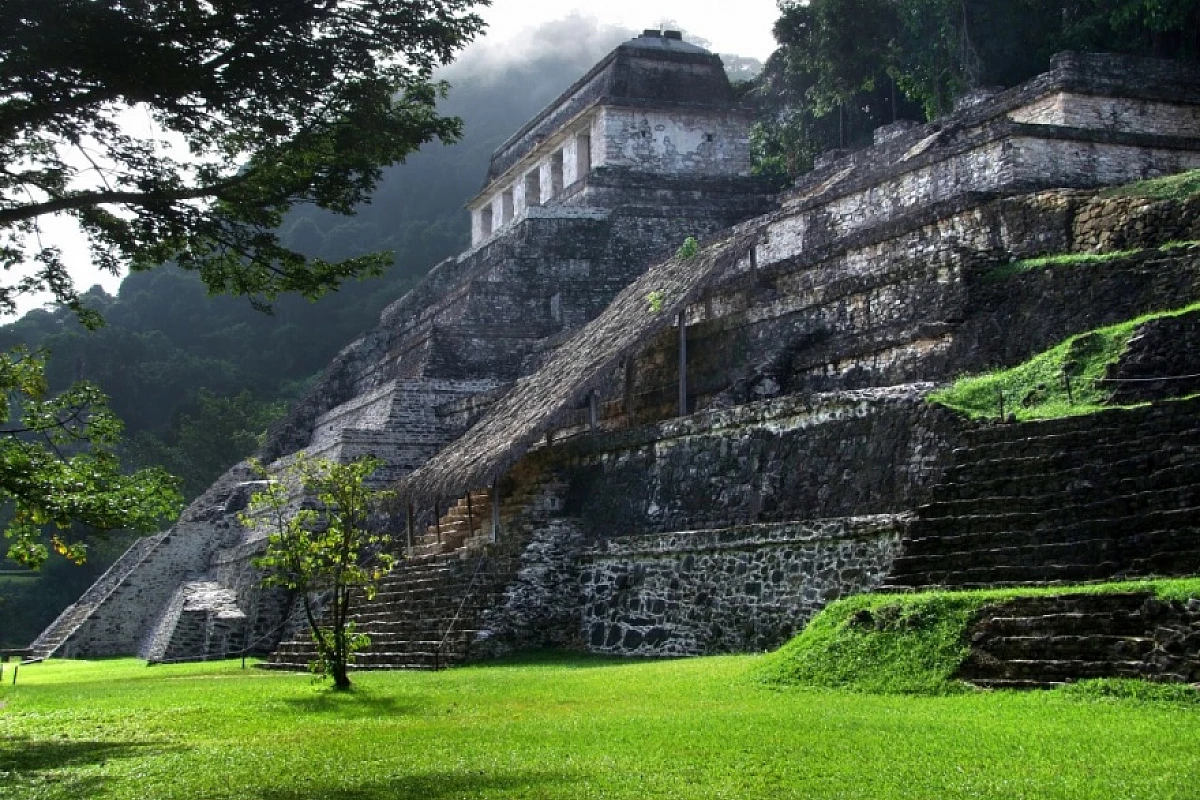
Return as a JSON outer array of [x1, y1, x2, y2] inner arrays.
[[33, 34, 1200, 684]]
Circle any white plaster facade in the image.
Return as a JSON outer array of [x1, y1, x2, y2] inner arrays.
[[1009, 92, 1200, 136], [468, 106, 752, 246], [470, 115, 605, 244]]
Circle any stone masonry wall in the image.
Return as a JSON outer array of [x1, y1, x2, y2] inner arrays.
[[948, 244, 1200, 374], [474, 518, 588, 657], [609, 191, 1198, 427], [579, 517, 906, 656], [1009, 93, 1200, 136], [469, 388, 958, 659], [596, 108, 751, 177], [561, 386, 956, 539]]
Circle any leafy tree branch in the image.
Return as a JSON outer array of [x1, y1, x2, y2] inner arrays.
[[0, 348, 182, 567], [0, 0, 488, 314]]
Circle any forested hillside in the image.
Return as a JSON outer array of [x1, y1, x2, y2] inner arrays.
[[0, 19, 638, 500], [753, 0, 1199, 177]]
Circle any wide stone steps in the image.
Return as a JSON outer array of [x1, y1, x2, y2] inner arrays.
[[914, 494, 1200, 539], [961, 402, 1199, 447], [886, 397, 1200, 589], [969, 634, 1157, 661], [890, 538, 1200, 590], [960, 657, 1150, 682], [921, 462, 1199, 513], [978, 612, 1152, 638], [941, 431, 1199, 479], [266, 469, 567, 671], [953, 592, 1200, 689], [354, 588, 508, 614], [28, 533, 164, 658], [408, 491, 495, 557], [893, 527, 1200, 572], [267, 546, 514, 670], [889, 553, 1200, 590], [900, 509, 1200, 550]]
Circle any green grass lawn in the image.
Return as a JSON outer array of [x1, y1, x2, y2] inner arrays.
[[3, 654, 1199, 799]]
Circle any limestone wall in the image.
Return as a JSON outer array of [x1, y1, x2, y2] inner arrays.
[[596, 108, 751, 177], [561, 387, 954, 537], [599, 190, 1199, 428], [50, 465, 256, 657], [473, 388, 953, 658], [580, 517, 906, 655], [1009, 93, 1200, 136]]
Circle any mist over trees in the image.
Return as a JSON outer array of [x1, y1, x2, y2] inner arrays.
[[0, 16, 640, 646]]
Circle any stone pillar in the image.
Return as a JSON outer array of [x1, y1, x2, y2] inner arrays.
[[678, 312, 688, 416]]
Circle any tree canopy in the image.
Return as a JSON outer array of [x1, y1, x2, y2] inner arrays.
[[0, 0, 487, 319], [755, 0, 1200, 178], [0, 347, 180, 568]]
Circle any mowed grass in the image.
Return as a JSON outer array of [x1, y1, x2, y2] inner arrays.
[[3, 655, 1200, 800]]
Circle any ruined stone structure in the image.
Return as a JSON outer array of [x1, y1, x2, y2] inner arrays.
[[35, 43, 1200, 685]]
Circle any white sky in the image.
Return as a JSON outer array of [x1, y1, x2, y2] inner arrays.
[[13, 2, 782, 317], [482, 1, 780, 61]]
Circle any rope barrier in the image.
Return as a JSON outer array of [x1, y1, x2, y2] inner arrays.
[[1095, 373, 1200, 382], [434, 551, 489, 671]]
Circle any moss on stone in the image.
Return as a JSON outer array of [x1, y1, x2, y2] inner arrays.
[[754, 579, 1200, 695], [930, 302, 1200, 421], [1100, 168, 1200, 201]]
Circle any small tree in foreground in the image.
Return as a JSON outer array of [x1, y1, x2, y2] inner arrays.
[[245, 455, 396, 690]]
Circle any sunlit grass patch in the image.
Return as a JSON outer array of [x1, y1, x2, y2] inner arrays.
[[930, 302, 1200, 420], [1100, 168, 1200, 201], [3, 624, 1200, 800], [754, 578, 1200, 696]]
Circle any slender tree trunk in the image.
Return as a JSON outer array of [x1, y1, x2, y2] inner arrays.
[[332, 588, 351, 690]]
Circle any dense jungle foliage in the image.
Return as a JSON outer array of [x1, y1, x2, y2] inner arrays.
[[752, 0, 1200, 177]]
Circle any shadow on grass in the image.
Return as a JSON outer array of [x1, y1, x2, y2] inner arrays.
[[0, 736, 178, 800], [256, 768, 573, 800], [465, 649, 666, 671], [281, 690, 421, 718]]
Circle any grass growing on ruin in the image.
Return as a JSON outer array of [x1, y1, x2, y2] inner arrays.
[[753, 579, 1200, 696], [1100, 168, 1200, 201], [988, 247, 1139, 279], [989, 238, 1200, 281], [4, 646, 1200, 800], [929, 301, 1200, 420]]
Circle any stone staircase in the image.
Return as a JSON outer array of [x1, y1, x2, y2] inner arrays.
[[266, 552, 514, 671], [408, 490, 495, 558], [956, 592, 1200, 689], [28, 533, 164, 659], [886, 398, 1200, 590], [265, 471, 568, 671]]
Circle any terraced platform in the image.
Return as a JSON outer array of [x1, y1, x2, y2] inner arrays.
[[887, 397, 1200, 590]]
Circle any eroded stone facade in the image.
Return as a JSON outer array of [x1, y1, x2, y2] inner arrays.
[[39, 50, 1200, 665]]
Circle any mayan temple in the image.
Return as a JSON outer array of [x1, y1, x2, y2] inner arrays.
[[35, 34, 1200, 685]]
